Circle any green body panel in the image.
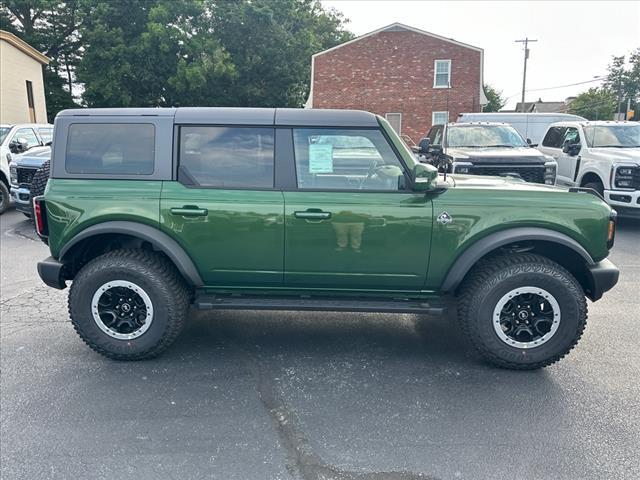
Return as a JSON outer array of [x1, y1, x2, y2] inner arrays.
[[160, 181, 284, 286], [44, 179, 162, 258], [425, 176, 611, 289], [283, 191, 432, 291], [43, 118, 613, 299]]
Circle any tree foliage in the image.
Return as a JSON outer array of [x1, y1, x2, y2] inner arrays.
[[482, 84, 506, 112], [603, 48, 640, 116], [568, 87, 616, 120], [1, 0, 352, 118]]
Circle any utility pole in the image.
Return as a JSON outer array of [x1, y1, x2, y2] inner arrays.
[[515, 38, 537, 112]]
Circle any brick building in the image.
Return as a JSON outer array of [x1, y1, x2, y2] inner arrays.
[[305, 23, 487, 143]]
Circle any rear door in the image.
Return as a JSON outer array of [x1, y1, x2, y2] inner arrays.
[[283, 127, 432, 291], [161, 125, 284, 287]]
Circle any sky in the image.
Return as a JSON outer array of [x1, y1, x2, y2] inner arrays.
[[321, 1, 640, 109]]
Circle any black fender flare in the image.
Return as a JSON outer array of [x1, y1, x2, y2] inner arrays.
[[59, 221, 204, 287], [440, 227, 594, 293]]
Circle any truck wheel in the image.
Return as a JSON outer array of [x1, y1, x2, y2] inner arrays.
[[0, 180, 9, 214], [583, 180, 604, 197], [457, 253, 587, 370], [68, 249, 190, 360]]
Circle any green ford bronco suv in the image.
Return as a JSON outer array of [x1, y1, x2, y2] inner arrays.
[[34, 107, 619, 369]]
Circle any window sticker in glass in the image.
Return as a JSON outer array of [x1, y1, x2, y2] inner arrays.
[[309, 144, 334, 173]]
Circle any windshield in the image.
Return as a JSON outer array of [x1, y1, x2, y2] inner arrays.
[[0, 127, 10, 144], [583, 125, 640, 148], [447, 125, 528, 148]]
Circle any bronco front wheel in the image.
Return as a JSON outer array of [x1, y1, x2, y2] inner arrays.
[[457, 253, 587, 369], [68, 249, 190, 360]]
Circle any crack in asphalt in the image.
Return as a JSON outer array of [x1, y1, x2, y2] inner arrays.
[[230, 339, 436, 480]]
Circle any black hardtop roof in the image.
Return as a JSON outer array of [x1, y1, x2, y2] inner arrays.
[[56, 107, 380, 128]]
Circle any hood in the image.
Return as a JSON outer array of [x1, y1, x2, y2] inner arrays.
[[588, 147, 640, 164], [12, 146, 51, 168], [446, 173, 563, 192], [445, 146, 550, 165]]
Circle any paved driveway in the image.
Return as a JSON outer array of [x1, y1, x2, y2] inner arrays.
[[1, 209, 638, 480]]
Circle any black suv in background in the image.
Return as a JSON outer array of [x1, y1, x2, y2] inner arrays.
[[415, 122, 557, 185]]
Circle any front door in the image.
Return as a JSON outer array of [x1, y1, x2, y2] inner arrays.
[[556, 126, 582, 184], [161, 126, 284, 286], [284, 127, 432, 292]]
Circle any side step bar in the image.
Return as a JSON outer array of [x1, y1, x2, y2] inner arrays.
[[193, 295, 447, 316]]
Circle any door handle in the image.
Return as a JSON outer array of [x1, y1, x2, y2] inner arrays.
[[170, 206, 208, 217], [294, 210, 331, 220]]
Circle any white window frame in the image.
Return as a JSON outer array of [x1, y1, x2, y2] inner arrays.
[[432, 111, 449, 126], [433, 59, 451, 89], [385, 113, 402, 135]]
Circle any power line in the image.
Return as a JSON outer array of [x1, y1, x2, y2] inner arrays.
[[504, 76, 607, 100]]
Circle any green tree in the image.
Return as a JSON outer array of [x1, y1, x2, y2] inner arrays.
[[208, 0, 353, 107], [482, 84, 506, 112], [1, 0, 81, 121], [76, 0, 235, 108], [568, 87, 616, 120], [603, 49, 640, 117]]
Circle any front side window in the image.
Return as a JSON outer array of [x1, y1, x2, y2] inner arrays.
[[446, 125, 528, 148], [434, 60, 451, 88], [427, 125, 444, 146], [13, 128, 39, 148], [66, 124, 155, 175], [542, 127, 567, 148], [293, 129, 407, 191], [583, 125, 640, 148], [179, 127, 274, 188], [562, 127, 580, 146], [432, 111, 449, 126]]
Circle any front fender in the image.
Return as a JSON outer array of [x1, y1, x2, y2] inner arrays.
[[439, 227, 595, 293]]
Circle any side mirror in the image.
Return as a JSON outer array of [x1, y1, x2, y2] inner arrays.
[[9, 137, 28, 154], [412, 163, 438, 191], [562, 141, 581, 156], [417, 137, 430, 154]]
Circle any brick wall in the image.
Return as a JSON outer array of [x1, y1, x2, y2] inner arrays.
[[311, 29, 483, 143]]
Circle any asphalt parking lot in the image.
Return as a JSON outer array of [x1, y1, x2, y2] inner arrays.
[[1, 208, 639, 480]]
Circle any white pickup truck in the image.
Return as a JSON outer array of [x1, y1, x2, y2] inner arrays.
[[538, 121, 639, 218]]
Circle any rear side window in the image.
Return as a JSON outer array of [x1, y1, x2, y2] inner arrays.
[[38, 128, 53, 144], [178, 127, 274, 188], [542, 126, 567, 148], [66, 124, 155, 175]]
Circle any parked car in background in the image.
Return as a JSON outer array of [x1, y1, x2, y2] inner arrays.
[[457, 112, 586, 146], [33, 107, 619, 370], [415, 122, 557, 185], [9, 146, 51, 217], [538, 121, 640, 218], [0, 123, 53, 213]]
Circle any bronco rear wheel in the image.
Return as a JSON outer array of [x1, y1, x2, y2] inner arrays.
[[69, 249, 190, 360], [457, 253, 587, 369]]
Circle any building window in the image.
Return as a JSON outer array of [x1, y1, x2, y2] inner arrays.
[[385, 113, 402, 135], [433, 60, 451, 88], [26, 80, 36, 122], [432, 111, 449, 126]]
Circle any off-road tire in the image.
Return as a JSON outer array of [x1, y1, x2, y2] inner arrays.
[[0, 180, 9, 214], [457, 253, 587, 370], [583, 180, 604, 198], [69, 249, 190, 360]]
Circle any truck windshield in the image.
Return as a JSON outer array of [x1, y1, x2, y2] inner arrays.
[[447, 125, 528, 148], [583, 125, 640, 148]]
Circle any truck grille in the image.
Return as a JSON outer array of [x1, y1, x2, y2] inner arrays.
[[468, 165, 545, 184], [16, 167, 37, 186]]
